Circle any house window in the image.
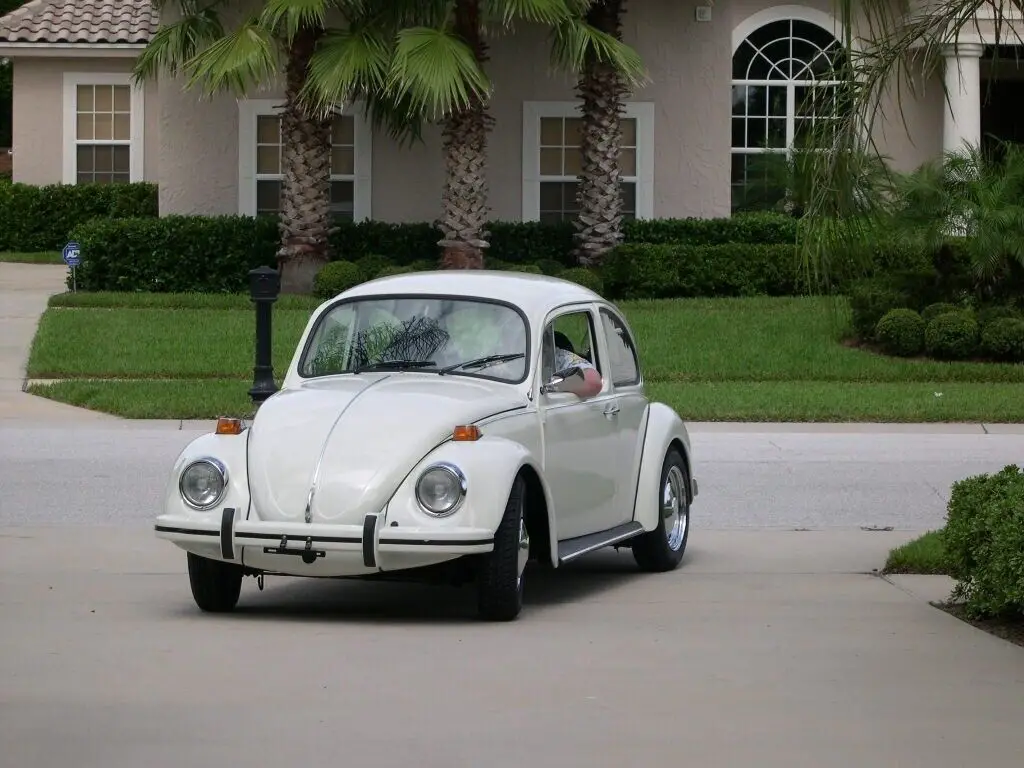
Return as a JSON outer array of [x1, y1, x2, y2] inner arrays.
[[62, 73, 144, 185], [238, 99, 372, 221], [730, 18, 850, 212], [522, 101, 654, 222]]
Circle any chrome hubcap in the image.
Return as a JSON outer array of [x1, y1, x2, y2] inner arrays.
[[662, 465, 687, 551], [516, 513, 530, 587]]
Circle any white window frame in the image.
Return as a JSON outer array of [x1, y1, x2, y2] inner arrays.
[[521, 100, 654, 221], [61, 71, 145, 184], [237, 98, 372, 221]]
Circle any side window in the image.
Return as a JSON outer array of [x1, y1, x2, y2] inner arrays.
[[600, 309, 640, 386], [541, 309, 602, 382]]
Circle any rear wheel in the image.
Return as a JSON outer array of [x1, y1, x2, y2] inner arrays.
[[477, 475, 530, 621], [187, 552, 243, 612], [632, 448, 690, 572]]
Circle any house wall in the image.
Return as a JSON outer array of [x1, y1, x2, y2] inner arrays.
[[10, 56, 159, 186]]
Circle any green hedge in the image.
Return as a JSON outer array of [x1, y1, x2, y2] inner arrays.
[[602, 242, 803, 299], [943, 465, 1024, 619], [67, 211, 806, 296], [0, 180, 157, 252]]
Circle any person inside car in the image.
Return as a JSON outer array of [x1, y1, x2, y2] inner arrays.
[[549, 330, 602, 398]]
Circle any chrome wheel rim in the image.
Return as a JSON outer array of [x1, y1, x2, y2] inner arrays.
[[662, 465, 687, 551], [516, 510, 530, 588]]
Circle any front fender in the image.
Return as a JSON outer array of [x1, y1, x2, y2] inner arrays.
[[632, 402, 695, 532], [383, 435, 554, 551], [160, 429, 252, 525]]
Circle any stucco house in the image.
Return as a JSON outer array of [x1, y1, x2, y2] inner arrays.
[[0, 0, 1019, 226]]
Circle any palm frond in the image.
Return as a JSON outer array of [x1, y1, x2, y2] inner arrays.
[[486, 0, 576, 27], [260, 0, 332, 42], [387, 26, 492, 119], [183, 17, 280, 96], [302, 26, 393, 115], [132, 3, 226, 84], [548, 16, 648, 86]]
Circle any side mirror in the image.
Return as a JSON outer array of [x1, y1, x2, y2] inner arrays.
[[540, 365, 583, 395]]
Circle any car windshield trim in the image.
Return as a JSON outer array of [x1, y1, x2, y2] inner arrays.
[[295, 292, 532, 385]]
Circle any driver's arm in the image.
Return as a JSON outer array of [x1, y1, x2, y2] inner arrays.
[[555, 349, 602, 398]]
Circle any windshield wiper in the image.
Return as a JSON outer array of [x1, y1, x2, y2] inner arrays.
[[438, 353, 525, 375], [352, 360, 438, 373]]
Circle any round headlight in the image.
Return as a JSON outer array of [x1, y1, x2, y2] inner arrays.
[[415, 463, 467, 516], [179, 458, 227, 510]]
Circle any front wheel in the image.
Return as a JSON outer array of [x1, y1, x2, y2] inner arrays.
[[187, 552, 243, 612], [632, 448, 690, 572], [477, 475, 530, 621]]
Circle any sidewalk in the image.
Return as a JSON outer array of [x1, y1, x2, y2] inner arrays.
[[0, 262, 119, 421]]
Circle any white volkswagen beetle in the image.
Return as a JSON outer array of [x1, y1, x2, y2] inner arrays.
[[155, 269, 698, 620]]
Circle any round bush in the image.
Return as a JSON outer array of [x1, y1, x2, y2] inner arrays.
[[559, 267, 604, 295], [407, 259, 436, 273], [874, 308, 925, 357], [980, 317, 1024, 362], [376, 265, 415, 278], [977, 304, 1021, 329], [313, 261, 363, 299], [921, 302, 959, 324], [924, 311, 979, 360], [535, 258, 564, 276], [847, 278, 911, 340], [354, 253, 391, 281]]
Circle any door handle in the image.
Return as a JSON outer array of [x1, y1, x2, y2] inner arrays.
[[603, 402, 620, 418]]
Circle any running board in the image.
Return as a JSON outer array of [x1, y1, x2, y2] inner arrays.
[[557, 521, 645, 565]]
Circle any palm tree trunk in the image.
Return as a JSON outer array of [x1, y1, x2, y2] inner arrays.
[[438, 0, 493, 269], [572, 0, 630, 267], [277, 26, 334, 294]]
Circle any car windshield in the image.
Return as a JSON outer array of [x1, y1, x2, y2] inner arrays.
[[298, 296, 529, 383]]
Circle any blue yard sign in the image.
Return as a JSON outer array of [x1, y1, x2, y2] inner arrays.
[[63, 241, 81, 267], [63, 241, 81, 292]]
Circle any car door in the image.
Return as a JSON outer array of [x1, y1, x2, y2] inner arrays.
[[596, 306, 649, 516], [537, 304, 626, 541]]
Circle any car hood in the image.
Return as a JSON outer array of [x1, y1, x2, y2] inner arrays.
[[246, 373, 527, 524]]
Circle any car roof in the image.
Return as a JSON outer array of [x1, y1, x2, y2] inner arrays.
[[336, 269, 604, 316]]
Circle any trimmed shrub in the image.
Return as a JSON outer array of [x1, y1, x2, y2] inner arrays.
[[847, 278, 911, 340], [354, 254, 391, 282], [623, 211, 798, 246], [506, 263, 544, 274], [979, 317, 1024, 362], [559, 267, 604, 295], [977, 304, 1022, 329], [924, 311, 979, 360], [942, 465, 1024, 618], [0, 181, 158, 252], [313, 261, 363, 299], [535, 258, 564, 276], [602, 242, 800, 300], [375, 265, 415, 278], [69, 215, 278, 293], [875, 308, 925, 357], [921, 302, 959, 324]]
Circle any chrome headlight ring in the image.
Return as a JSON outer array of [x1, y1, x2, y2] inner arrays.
[[178, 457, 228, 511], [415, 462, 467, 517]]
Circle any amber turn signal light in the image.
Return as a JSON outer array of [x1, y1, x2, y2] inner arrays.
[[452, 425, 481, 441], [215, 417, 245, 435]]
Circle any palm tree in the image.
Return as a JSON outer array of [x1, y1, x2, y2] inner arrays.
[[565, 0, 647, 266], [135, 0, 384, 293], [302, 0, 645, 268]]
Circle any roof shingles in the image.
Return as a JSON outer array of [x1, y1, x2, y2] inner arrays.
[[0, 0, 158, 45]]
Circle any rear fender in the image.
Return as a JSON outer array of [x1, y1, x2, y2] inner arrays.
[[383, 435, 557, 563], [632, 402, 695, 532]]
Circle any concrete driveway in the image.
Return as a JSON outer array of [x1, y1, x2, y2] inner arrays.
[[2, 523, 1023, 768]]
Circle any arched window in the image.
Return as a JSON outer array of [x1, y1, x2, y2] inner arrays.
[[730, 17, 850, 212]]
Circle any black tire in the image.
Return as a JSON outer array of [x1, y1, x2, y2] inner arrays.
[[187, 552, 243, 612], [632, 448, 690, 572], [477, 475, 528, 621]]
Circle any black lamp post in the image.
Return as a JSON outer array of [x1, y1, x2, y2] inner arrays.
[[248, 265, 281, 406]]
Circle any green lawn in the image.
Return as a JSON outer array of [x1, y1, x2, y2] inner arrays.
[[24, 292, 1024, 420], [0, 251, 64, 264], [883, 530, 949, 574]]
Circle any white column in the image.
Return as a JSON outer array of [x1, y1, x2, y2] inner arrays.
[[942, 42, 984, 154]]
